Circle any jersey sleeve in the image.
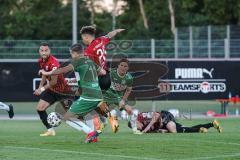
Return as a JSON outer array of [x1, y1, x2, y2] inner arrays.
[[126, 74, 133, 87], [101, 36, 110, 45], [84, 46, 93, 56]]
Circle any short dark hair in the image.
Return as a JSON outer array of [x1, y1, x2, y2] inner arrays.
[[40, 42, 49, 47], [119, 58, 129, 65], [80, 25, 96, 35], [70, 43, 83, 54]]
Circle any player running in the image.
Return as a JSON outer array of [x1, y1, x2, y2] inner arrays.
[[80, 25, 125, 90], [34, 42, 74, 137], [103, 58, 140, 134], [39, 43, 110, 143], [128, 111, 223, 133], [0, 102, 14, 118]]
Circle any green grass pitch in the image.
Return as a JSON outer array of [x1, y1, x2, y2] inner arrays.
[[0, 118, 240, 160]]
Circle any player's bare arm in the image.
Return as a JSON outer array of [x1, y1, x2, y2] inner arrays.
[[119, 87, 132, 107], [34, 75, 47, 96], [107, 29, 125, 39], [39, 64, 74, 76], [142, 112, 161, 133]]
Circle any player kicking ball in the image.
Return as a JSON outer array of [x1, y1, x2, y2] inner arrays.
[[80, 25, 125, 91], [34, 42, 74, 137], [0, 102, 14, 118], [103, 58, 141, 134], [39, 44, 110, 143], [129, 111, 223, 133]]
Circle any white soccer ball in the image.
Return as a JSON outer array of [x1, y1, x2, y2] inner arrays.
[[47, 112, 62, 127]]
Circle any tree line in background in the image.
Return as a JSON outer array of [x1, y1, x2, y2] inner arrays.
[[0, 0, 240, 40]]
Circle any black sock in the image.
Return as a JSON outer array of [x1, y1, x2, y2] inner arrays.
[[191, 123, 213, 129], [176, 123, 213, 133], [37, 110, 51, 129]]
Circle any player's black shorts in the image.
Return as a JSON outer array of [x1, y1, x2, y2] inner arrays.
[[40, 89, 74, 105], [98, 70, 111, 91], [175, 123, 184, 133], [161, 110, 176, 127]]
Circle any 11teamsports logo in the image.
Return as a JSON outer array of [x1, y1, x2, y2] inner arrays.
[[159, 68, 226, 94]]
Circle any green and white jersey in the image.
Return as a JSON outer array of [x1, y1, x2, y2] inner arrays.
[[71, 57, 102, 100], [104, 69, 133, 104]]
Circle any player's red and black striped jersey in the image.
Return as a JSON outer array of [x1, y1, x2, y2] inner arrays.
[[84, 36, 110, 70], [38, 55, 72, 94]]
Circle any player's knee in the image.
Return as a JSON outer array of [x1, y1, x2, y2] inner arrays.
[[37, 105, 45, 111], [166, 121, 177, 133], [36, 102, 49, 111]]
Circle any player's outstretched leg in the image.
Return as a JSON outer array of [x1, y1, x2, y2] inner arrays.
[[64, 111, 101, 143], [37, 100, 55, 136]]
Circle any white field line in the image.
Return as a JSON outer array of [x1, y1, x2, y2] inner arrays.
[[2, 146, 162, 160], [180, 153, 240, 160], [2, 145, 240, 160]]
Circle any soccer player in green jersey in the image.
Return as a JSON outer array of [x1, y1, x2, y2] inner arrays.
[[104, 58, 141, 134], [39, 44, 109, 143]]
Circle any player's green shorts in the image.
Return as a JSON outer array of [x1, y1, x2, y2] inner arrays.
[[103, 90, 121, 105], [69, 97, 102, 116]]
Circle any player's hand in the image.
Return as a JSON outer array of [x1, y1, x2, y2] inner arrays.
[[142, 130, 147, 133], [119, 99, 125, 108], [116, 29, 125, 33], [33, 88, 42, 96], [39, 69, 52, 76], [98, 68, 106, 76]]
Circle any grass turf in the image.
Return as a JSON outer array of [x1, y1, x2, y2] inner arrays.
[[0, 118, 240, 160]]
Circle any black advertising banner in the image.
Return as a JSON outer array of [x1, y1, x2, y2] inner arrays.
[[0, 61, 240, 101], [159, 61, 240, 100], [0, 62, 39, 101]]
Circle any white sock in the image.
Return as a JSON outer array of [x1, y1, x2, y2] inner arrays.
[[85, 113, 95, 130], [0, 102, 9, 111], [129, 114, 137, 131], [48, 128, 55, 132], [66, 120, 93, 134]]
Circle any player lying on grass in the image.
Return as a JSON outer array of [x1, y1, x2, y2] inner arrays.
[[0, 102, 14, 118], [39, 43, 111, 143], [80, 25, 125, 91], [103, 58, 140, 134], [34, 42, 75, 137], [128, 111, 222, 133]]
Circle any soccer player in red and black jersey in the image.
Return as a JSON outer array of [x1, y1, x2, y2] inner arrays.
[[129, 111, 222, 133], [34, 42, 74, 136], [80, 25, 125, 90]]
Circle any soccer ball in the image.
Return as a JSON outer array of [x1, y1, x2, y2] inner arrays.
[[47, 112, 62, 127]]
